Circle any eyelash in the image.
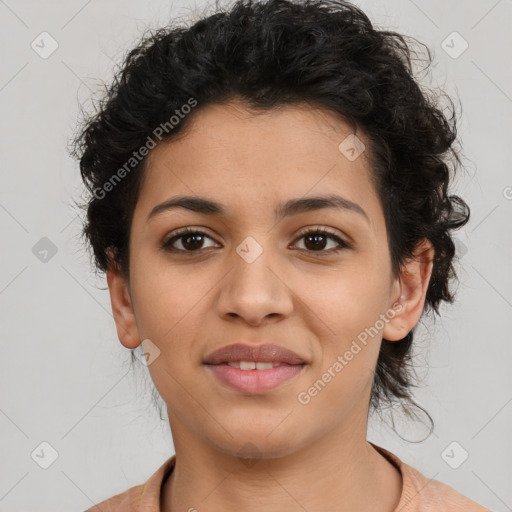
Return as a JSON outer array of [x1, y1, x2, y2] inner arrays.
[[161, 226, 351, 255]]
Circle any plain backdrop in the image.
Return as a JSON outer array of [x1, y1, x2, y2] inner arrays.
[[1, 0, 511, 511]]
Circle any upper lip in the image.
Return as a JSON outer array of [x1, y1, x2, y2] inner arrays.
[[203, 343, 306, 365]]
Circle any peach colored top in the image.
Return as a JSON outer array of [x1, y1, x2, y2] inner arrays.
[[84, 443, 491, 511]]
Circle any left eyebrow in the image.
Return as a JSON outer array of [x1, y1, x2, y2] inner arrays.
[[275, 194, 369, 224], [147, 193, 369, 224]]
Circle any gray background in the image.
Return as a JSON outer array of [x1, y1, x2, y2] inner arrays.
[[1, 0, 511, 510]]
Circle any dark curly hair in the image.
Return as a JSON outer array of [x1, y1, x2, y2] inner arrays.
[[70, 0, 470, 430]]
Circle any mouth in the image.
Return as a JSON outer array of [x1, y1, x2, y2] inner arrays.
[[206, 364, 305, 394], [203, 343, 307, 394]]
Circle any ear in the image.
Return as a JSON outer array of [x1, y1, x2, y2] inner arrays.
[[106, 249, 141, 349], [383, 239, 435, 342]]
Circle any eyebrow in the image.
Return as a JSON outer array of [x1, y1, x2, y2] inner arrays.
[[147, 193, 369, 223]]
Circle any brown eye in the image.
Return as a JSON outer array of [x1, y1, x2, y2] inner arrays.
[[162, 228, 218, 253], [292, 228, 350, 254]]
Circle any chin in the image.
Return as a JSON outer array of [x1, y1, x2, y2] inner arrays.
[[206, 422, 309, 461]]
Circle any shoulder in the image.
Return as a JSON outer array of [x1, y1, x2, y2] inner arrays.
[[402, 463, 491, 511], [83, 455, 176, 512], [371, 443, 491, 512], [84, 484, 144, 512]]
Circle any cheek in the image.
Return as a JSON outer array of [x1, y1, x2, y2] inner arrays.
[[130, 259, 213, 340], [301, 270, 388, 386], [303, 267, 389, 336], [303, 291, 384, 415]]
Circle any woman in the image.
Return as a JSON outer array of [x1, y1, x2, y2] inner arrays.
[[72, 0, 490, 510]]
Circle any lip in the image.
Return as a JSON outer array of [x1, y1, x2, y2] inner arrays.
[[203, 343, 306, 394], [206, 364, 304, 394], [203, 343, 306, 365]]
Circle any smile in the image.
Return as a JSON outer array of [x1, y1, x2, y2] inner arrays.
[[205, 362, 305, 394]]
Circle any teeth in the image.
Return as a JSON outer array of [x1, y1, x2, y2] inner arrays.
[[227, 361, 279, 370], [256, 362, 274, 370]]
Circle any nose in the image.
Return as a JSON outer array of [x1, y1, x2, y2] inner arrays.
[[215, 244, 294, 326]]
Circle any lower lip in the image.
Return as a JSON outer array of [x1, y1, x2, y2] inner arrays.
[[206, 364, 304, 394]]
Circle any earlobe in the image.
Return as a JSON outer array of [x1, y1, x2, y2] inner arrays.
[[106, 253, 141, 349], [383, 239, 435, 342]]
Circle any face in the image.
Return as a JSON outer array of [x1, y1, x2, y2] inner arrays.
[[107, 99, 433, 459]]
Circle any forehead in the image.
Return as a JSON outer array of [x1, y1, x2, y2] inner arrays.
[[135, 100, 382, 227]]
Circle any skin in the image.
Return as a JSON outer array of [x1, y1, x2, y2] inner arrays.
[[107, 99, 434, 512]]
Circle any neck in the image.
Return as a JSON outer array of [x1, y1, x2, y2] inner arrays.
[[161, 418, 402, 512]]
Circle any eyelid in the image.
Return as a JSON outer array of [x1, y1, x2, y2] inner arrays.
[[294, 225, 348, 242], [162, 226, 216, 244]]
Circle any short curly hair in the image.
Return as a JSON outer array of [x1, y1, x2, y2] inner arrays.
[[70, 0, 470, 425]]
